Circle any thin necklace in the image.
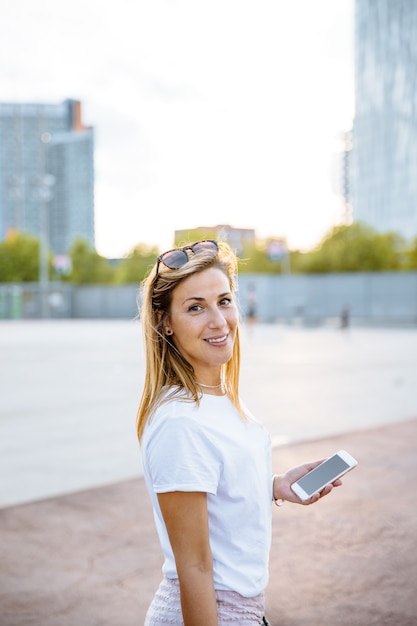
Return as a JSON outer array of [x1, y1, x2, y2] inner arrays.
[[197, 381, 223, 389]]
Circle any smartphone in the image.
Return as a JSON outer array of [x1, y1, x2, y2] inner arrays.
[[291, 449, 358, 502]]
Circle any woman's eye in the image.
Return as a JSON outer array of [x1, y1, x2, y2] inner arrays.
[[188, 304, 202, 312], [220, 298, 232, 306]]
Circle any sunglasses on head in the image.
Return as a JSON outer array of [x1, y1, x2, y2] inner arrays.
[[155, 240, 218, 278]]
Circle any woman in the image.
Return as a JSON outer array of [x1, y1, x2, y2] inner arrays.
[[137, 239, 341, 625]]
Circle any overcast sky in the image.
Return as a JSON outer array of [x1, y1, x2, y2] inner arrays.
[[1, 0, 354, 257]]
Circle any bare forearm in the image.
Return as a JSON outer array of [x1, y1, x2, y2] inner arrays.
[[157, 491, 217, 623], [178, 568, 218, 626]]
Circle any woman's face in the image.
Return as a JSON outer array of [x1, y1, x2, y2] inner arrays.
[[166, 267, 239, 380]]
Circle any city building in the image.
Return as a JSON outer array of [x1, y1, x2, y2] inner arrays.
[[332, 130, 353, 227], [0, 99, 95, 255], [174, 224, 255, 254], [351, 0, 417, 240]]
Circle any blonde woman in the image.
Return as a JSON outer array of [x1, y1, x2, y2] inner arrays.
[[137, 240, 341, 626]]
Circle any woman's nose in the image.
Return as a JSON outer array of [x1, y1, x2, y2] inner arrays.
[[208, 307, 227, 328]]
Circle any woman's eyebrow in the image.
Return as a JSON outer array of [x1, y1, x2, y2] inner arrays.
[[181, 292, 232, 305], [181, 296, 205, 305]]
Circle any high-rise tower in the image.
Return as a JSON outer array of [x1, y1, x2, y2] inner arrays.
[[351, 0, 417, 239], [0, 99, 95, 254]]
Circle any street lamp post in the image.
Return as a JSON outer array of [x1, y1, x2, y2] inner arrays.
[[38, 130, 54, 318]]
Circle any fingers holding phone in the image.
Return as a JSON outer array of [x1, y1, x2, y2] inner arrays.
[[290, 450, 357, 504], [273, 450, 357, 506]]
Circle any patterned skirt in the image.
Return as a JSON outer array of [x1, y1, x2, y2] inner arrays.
[[144, 577, 265, 625]]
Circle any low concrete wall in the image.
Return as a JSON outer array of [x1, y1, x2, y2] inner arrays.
[[1, 272, 417, 325], [72, 285, 139, 320], [238, 272, 417, 326], [0, 283, 140, 320]]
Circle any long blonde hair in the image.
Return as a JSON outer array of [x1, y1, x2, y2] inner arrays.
[[136, 241, 244, 442]]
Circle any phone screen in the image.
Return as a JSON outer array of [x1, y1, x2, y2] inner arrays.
[[296, 455, 350, 495]]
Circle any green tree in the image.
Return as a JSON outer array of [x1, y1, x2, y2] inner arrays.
[[0, 232, 43, 282], [68, 238, 114, 284], [114, 243, 160, 283], [373, 231, 407, 270], [291, 222, 408, 273], [238, 242, 288, 274], [405, 236, 417, 269]]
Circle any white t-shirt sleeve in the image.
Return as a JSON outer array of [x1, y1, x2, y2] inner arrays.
[[146, 415, 221, 495]]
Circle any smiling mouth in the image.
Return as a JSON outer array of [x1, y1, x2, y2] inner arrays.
[[205, 334, 228, 344]]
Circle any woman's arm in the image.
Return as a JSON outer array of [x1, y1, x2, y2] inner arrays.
[[273, 460, 343, 505], [157, 491, 218, 626]]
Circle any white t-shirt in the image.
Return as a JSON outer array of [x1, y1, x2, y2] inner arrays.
[[141, 392, 273, 597]]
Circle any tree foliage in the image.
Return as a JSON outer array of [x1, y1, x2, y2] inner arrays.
[[290, 222, 409, 273], [0, 232, 42, 282], [1, 223, 417, 284], [238, 243, 288, 274], [114, 244, 159, 283], [67, 238, 114, 284], [405, 236, 417, 269]]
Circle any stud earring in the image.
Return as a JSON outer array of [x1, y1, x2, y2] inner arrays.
[[165, 329, 173, 336]]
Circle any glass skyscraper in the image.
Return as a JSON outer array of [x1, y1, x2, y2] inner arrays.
[[0, 99, 95, 255], [352, 0, 417, 240]]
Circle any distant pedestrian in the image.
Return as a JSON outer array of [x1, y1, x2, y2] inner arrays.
[[340, 305, 350, 331], [246, 283, 257, 329], [136, 239, 343, 625]]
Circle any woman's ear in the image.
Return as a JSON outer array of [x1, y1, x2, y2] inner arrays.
[[158, 311, 173, 336]]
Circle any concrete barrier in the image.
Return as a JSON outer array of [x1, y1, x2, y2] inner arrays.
[[1, 271, 416, 324]]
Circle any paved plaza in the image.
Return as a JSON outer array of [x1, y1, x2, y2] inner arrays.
[[1, 319, 417, 507], [1, 320, 417, 625]]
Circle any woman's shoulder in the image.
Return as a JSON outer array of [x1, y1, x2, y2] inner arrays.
[[144, 389, 197, 432], [156, 386, 196, 413], [141, 394, 215, 456]]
